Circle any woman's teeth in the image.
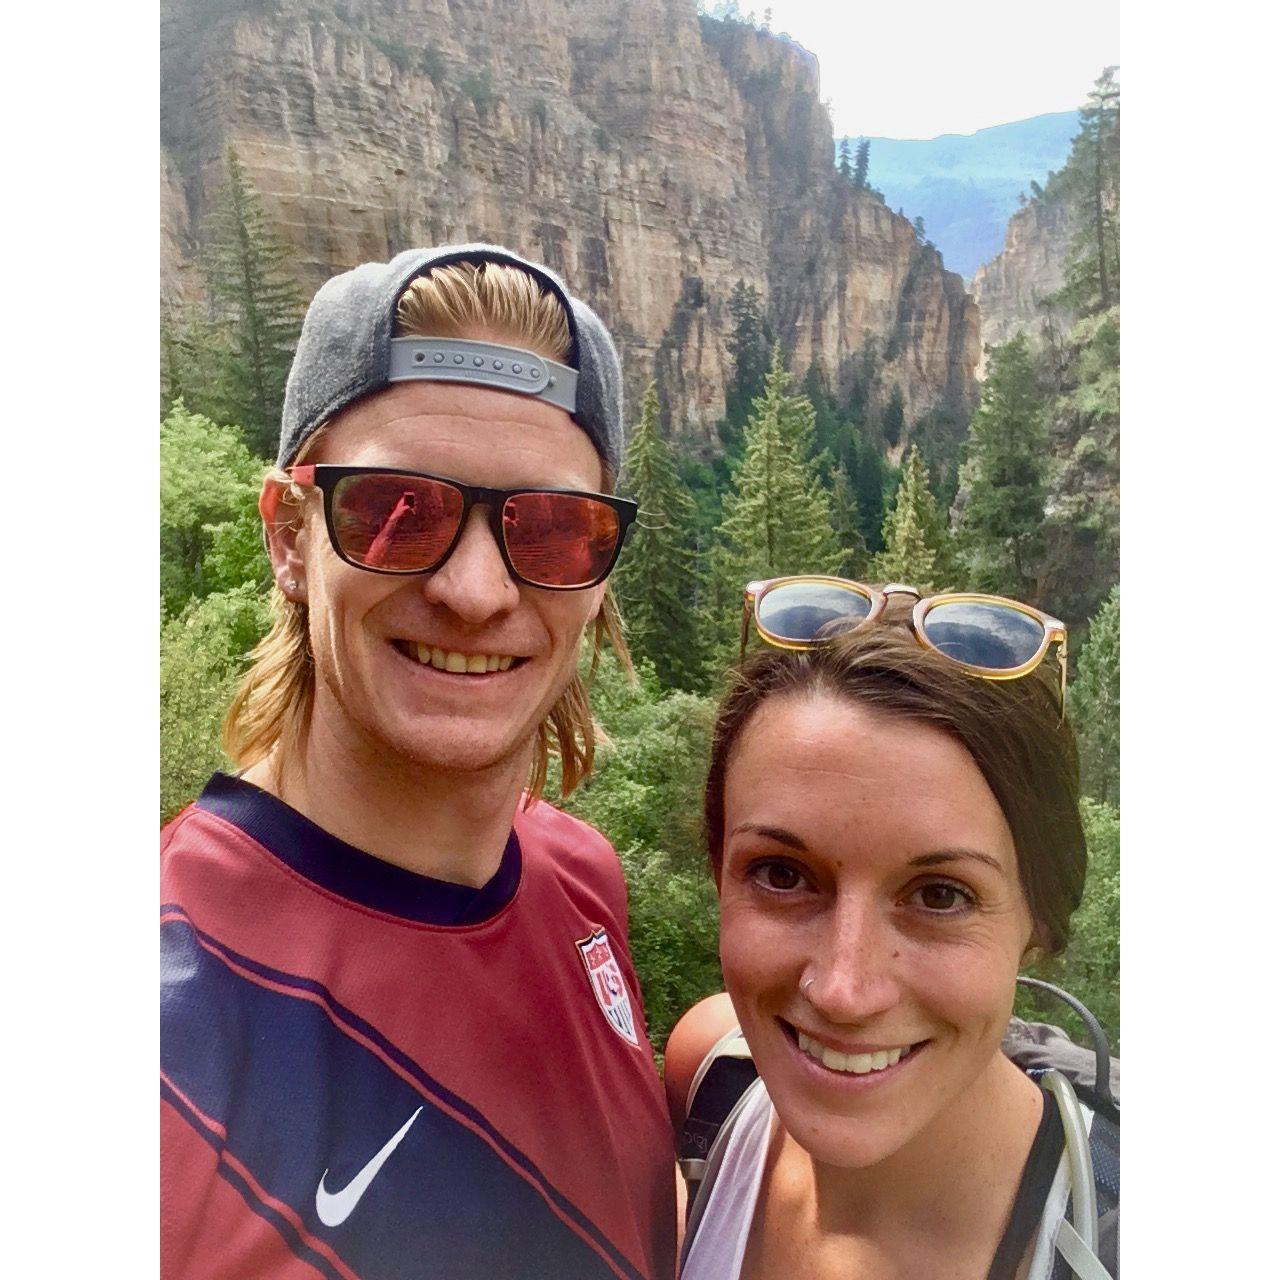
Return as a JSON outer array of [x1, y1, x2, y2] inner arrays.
[[796, 1031, 911, 1075], [412, 644, 515, 674]]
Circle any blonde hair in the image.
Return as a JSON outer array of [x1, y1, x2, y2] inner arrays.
[[223, 261, 631, 801]]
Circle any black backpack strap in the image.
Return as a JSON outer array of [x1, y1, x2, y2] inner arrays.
[[677, 1026, 758, 1193]]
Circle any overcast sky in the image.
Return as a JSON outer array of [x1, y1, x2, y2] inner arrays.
[[756, 0, 1120, 139]]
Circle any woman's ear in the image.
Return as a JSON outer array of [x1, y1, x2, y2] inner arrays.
[[260, 476, 308, 601]]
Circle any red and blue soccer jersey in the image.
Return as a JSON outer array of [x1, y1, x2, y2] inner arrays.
[[161, 774, 676, 1280]]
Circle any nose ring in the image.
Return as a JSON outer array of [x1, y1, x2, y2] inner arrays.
[[801, 976, 815, 997]]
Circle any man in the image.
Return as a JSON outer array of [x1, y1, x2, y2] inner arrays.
[[161, 244, 675, 1279]]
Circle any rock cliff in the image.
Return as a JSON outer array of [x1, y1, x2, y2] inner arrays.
[[970, 194, 1074, 371], [160, 0, 979, 453]]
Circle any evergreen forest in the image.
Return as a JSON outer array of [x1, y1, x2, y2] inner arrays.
[[161, 73, 1120, 1055]]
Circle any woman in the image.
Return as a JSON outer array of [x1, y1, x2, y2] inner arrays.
[[668, 577, 1118, 1280]]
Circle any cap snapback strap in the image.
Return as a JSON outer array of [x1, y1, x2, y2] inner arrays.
[[388, 337, 578, 413]]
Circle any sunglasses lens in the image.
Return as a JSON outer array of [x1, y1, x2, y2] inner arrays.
[[757, 580, 874, 644], [919, 600, 1047, 671], [331, 473, 464, 571], [503, 492, 621, 588]]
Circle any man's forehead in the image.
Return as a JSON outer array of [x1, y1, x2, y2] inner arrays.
[[313, 383, 605, 486]]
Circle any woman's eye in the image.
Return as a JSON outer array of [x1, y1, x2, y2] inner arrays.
[[912, 882, 974, 914], [747, 860, 806, 892]]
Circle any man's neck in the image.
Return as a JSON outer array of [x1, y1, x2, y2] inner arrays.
[[242, 717, 531, 889]]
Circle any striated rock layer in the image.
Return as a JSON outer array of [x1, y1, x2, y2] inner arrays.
[[160, 0, 979, 452], [970, 195, 1074, 372]]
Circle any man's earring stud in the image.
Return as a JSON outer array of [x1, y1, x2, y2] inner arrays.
[[287, 579, 298, 591]]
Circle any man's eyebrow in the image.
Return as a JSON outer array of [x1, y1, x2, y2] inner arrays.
[[909, 850, 1006, 874], [727, 823, 808, 852]]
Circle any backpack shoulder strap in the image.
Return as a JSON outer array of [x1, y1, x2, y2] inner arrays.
[[680, 1076, 767, 1269]]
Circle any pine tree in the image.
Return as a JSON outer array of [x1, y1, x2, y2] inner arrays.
[[707, 347, 842, 672], [853, 138, 870, 190], [1068, 586, 1119, 805], [613, 384, 706, 691], [872, 445, 955, 591], [160, 301, 231, 424], [830, 462, 868, 578], [1060, 68, 1120, 315], [912, 216, 927, 243], [956, 334, 1049, 600], [724, 279, 774, 431], [202, 144, 305, 456], [881, 384, 905, 447], [838, 137, 853, 180]]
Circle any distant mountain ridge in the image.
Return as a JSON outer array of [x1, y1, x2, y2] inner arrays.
[[838, 112, 1079, 280]]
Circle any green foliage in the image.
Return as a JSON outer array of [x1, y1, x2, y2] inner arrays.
[[837, 137, 853, 179], [560, 654, 722, 1048], [1019, 798, 1120, 1051], [618, 843, 722, 1053], [1057, 68, 1120, 316], [872, 445, 956, 591], [1069, 586, 1119, 805], [707, 347, 843, 672], [461, 69, 494, 114], [880, 384, 905, 447], [724, 279, 774, 432], [160, 400, 269, 616], [418, 44, 446, 83], [956, 334, 1049, 599], [368, 32, 414, 71], [201, 145, 305, 456], [161, 586, 272, 823], [615, 385, 707, 691], [829, 462, 868, 578], [853, 137, 870, 190]]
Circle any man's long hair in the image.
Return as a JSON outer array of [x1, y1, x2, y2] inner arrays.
[[222, 261, 631, 802]]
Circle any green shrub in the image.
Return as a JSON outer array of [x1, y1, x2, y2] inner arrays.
[[160, 401, 267, 616], [1018, 797, 1120, 1051], [161, 586, 271, 823]]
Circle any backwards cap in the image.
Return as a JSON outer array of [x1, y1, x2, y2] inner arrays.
[[278, 243, 625, 473]]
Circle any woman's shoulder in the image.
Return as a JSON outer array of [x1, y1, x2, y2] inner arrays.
[[664, 992, 742, 1128]]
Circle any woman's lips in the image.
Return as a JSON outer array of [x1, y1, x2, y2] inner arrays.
[[779, 1018, 929, 1085]]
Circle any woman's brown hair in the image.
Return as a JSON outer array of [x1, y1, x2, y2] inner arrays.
[[223, 260, 631, 800], [703, 621, 1086, 955]]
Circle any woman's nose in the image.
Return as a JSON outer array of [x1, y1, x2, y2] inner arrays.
[[418, 506, 520, 622], [802, 897, 901, 1024]]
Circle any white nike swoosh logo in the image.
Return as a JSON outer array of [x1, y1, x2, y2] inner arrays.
[[315, 1106, 423, 1227]]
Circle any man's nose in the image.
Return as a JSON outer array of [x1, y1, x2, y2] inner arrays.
[[418, 506, 520, 622], [802, 895, 901, 1024]]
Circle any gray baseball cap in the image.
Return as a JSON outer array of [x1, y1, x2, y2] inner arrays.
[[278, 243, 625, 474]]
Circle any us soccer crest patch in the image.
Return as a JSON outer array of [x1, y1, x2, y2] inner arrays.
[[576, 928, 640, 1047]]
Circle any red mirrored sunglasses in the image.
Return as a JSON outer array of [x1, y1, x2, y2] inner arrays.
[[287, 465, 637, 591]]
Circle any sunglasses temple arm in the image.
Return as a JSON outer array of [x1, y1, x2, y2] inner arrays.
[[739, 595, 753, 663], [1057, 641, 1068, 722]]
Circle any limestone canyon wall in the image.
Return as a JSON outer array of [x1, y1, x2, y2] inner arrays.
[[970, 194, 1074, 373], [161, 0, 979, 453]]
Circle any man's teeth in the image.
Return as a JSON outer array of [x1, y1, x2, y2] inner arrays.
[[412, 644, 514, 673], [796, 1031, 910, 1075]]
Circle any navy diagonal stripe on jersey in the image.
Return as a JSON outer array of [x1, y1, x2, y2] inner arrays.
[[161, 911, 636, 1280], [161, 903, 642, 1280], [162, 1078, 352, 1280]]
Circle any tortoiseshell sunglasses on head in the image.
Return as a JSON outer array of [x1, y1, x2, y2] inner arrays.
[[740, 575, 1069, 709]]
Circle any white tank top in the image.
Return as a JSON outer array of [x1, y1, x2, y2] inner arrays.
[[679, 1078, 1099, 1280], [680, 1079, 773, 1280]]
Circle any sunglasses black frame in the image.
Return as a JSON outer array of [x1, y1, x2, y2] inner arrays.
[[288, 464, 637, 591]]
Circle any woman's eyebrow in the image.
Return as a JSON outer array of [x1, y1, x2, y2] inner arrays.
[[728, 823, 808, 851], [909, 850, 1006, 874]]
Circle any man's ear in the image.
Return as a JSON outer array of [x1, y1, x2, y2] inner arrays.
[[259, 476, 308, 601]]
